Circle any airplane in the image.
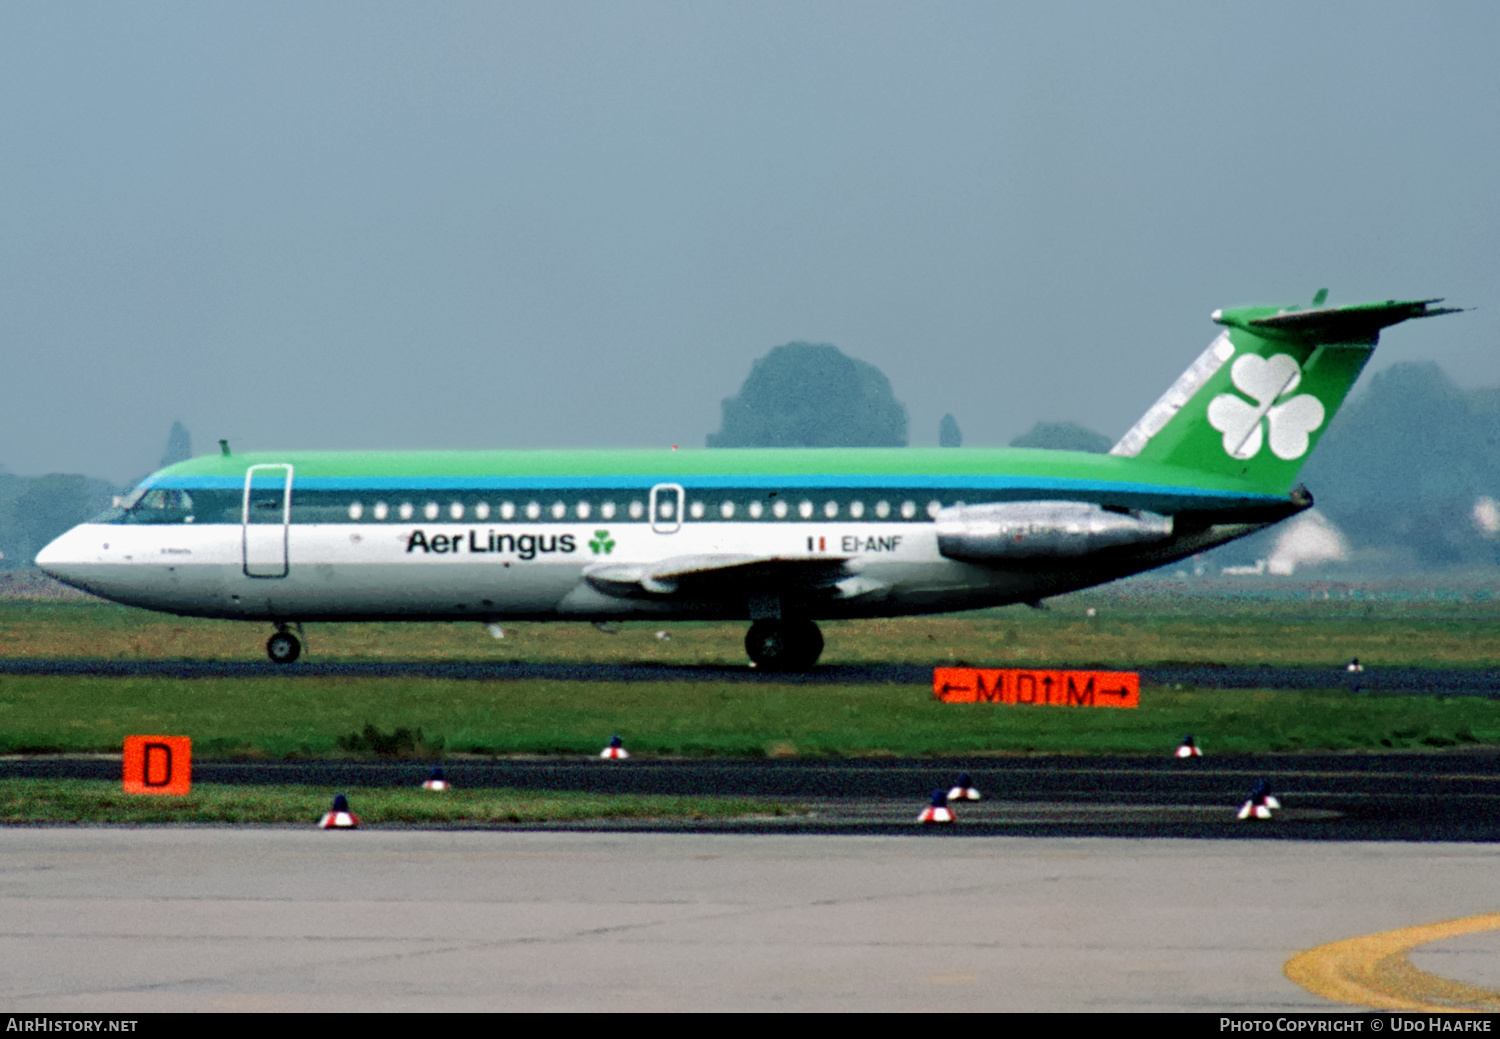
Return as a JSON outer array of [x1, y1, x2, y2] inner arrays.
[[36, 293, 1461, 669]]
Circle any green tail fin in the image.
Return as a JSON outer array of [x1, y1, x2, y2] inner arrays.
[[1111, 295, 1462, 492]]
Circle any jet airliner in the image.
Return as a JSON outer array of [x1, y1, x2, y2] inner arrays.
[[36, 295, 1459, 668]]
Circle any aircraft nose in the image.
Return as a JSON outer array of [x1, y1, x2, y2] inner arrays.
[[35, 525, 88, 585]]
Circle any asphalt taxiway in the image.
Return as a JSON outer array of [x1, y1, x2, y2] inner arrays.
[[3, 830, 1498, 1012]]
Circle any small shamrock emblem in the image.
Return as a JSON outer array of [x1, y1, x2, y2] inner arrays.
[[589, 529, 615, 555], [1206, 353, 1325, 460]]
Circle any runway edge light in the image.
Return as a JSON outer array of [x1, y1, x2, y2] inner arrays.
[[918, 789, 955, 825], [601, 735, 629, 760], [947, 773, 981, 802], [1175, 734, 1202, 759], [422, 767, 451, 791], [319, 793, 360, 829], [1237, 779, 1280, 821], [122, 735, 191, 795]]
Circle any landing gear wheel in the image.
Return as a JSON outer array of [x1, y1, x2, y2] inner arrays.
[[266, 630, 301, 665], [745, 619, 823, 671]]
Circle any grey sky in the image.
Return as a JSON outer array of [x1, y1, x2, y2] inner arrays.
[[3, 2, 1495, 484]]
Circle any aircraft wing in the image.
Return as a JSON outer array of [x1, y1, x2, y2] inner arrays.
[[583, 554, 869, 601]]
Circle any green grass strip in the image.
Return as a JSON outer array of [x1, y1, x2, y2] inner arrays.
[[3, 675, 1500, 757], [12, 600, 1500, 668], [0, 779, 789, 826]]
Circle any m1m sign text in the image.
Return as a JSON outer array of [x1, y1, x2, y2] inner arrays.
[[933, 668, 1139, 708]]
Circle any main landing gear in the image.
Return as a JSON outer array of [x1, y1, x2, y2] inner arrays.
[[745, 619, 824, 671], [266, 625, 302, 665]]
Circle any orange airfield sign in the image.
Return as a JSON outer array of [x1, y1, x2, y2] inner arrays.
[[933, 668, 1139, 708], [122, 735, 192, 795]]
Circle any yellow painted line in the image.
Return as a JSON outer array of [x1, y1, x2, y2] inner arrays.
[[1285, 912, 1500, 1012]]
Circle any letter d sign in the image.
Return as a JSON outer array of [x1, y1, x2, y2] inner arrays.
[[123, 735, 191, 795]]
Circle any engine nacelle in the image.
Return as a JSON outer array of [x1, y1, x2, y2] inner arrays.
[[935, 501, 1173, 562]]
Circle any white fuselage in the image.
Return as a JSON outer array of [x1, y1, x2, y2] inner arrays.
[[36, 515, 1061, 623]]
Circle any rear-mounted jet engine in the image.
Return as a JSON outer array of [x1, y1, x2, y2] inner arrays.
[[935, 501, 1173, 562]]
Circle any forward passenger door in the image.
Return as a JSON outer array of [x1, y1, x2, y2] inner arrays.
[[242, 464, 293, 578]]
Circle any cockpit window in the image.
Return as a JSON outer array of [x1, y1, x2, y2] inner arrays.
[[118, 485, 150, 511], [136, 489, 194, 511], [114, 487, 196, 523]]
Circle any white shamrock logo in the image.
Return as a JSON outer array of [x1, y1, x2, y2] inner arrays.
[[1206, 354, 1325, 460]]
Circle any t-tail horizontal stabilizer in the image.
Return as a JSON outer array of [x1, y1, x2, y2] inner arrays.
[[1215, 297, 1466, 343], [1111, 294, 1463, 493]]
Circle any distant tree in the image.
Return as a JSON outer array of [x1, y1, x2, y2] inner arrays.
[[938, 414, 962, 448], [708, 343, 907, 448], [6, 474, 116, 567], [1009, 421, 1112, 454], [1299, 362, 1500, 568], [0, 472, 18, 569], [159, 421, 193, 469]]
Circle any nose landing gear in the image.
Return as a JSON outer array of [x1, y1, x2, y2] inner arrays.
[[744, 619, 823, 670], [266, 624, 302, 664]]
